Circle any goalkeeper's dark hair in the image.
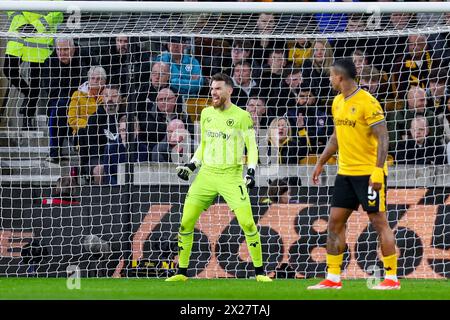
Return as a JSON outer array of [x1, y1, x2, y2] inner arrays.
[[211, 73, 234, 88], [332, 58, 357, 80]]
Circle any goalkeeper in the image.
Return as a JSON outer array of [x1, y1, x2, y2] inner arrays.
[[166, 73, 272, 282]]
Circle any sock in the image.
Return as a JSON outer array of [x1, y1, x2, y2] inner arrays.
[[326, 253, 344, 282], [254, 266, 265, 276], [245, 231, 263, 268], [382, 253, 398, 281], [177, 267, 188, 276], [177, 202, 204, 271], [177, 231, 194, 269], [234, 206, 264, 269]]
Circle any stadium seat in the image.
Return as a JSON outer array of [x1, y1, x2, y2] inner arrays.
[[185, 97, 212, 122]]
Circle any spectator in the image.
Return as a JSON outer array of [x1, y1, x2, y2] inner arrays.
[[294, 88, 333, 154], [352, 49, 369, 80], [68, 66, 106, 135], [194, 37, 232, 79], [252, 13, 285, 65], [78, 85, 125, 179], [231, 61, 258, 106], [136, 61, 170, 105], [98, 115, 148, 185], [43, 37, 86, 163], [394, 116, 446, 165], [151, 119, 193, 163], [359, 65, 391, 103], [373, 12, 412, 74], [3, 6, 64, 129], [333, 14, 376, 59], [288, 38, 312, 67], [155, 36, 203, 96], [260, 49, 286, 106], [273, 65, 303, 114], [355, 55, 396, 110], [394, 34, 434, 100], [246, 96, 269, 133], [302, 39, 334, 105], [428, 68, 449, 115], [100, 35, 133, 94], [265, 117, 309, 164], [391, 86, 439, 149], [137, 87, 193, 149], [427, 12, 450, 69], [224, 39, 262, 79]]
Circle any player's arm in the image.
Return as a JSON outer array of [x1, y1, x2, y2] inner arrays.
[[312, 129, 338, 185], [243, 113, 258, 188], [370, 121, 389, 191], [366, 97, 388, 191], [176, 111, 204, 180]]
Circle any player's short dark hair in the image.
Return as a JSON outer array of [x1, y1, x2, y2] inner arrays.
[[211, 73, 234, 88], [332, 58, 357, 80]]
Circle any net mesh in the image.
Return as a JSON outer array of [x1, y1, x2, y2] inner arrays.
[[0, 6, 449, 279]]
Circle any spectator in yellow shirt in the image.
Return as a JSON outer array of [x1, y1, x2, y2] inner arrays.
[[68, 66, 106, 135], [288, 38, 312, 67]]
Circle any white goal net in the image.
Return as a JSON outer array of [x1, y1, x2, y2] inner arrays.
[[0, 1, 449, 279]]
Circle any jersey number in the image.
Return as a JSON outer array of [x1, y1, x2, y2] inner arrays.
[[368, 186, 377, 200]]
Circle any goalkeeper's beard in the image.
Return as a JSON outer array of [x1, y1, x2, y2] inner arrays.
[[213, 96, 227, 110]]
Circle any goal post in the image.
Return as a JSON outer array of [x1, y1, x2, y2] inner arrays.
[[0, 1, 449, 279]]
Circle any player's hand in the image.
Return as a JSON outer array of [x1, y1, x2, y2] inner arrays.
[[245, 168, 256, 189], [369, 167, 384, 191], [312, 163, 324, 185], [176, 162, 197, 181]]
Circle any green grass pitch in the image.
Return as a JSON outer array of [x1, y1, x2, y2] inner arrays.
[[0, 278, 448, 300]]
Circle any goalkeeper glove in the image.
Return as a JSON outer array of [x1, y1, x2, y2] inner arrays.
[[176, 162, 197, 181], [370, 167, 384, 185], [245, 168, 256, 189]]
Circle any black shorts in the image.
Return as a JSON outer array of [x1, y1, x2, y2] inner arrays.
[[331, 174, 387, 213]]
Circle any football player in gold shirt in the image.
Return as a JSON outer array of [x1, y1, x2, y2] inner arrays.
[[308, 58, 399, 290]]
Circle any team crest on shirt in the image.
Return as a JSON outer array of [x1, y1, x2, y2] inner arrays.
[[350, 106, 357, 114], [226, 119, 235, 127], [185, 64, 192, 72]]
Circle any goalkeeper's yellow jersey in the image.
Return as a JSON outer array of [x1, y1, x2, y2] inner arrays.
[[192, 104, 258, 173], [331, 88, 388, 176]]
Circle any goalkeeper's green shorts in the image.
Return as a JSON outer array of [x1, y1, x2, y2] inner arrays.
[[184, 167, 250, 211]]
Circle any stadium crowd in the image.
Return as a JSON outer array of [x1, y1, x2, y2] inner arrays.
[[2, 10, 450, 184]]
